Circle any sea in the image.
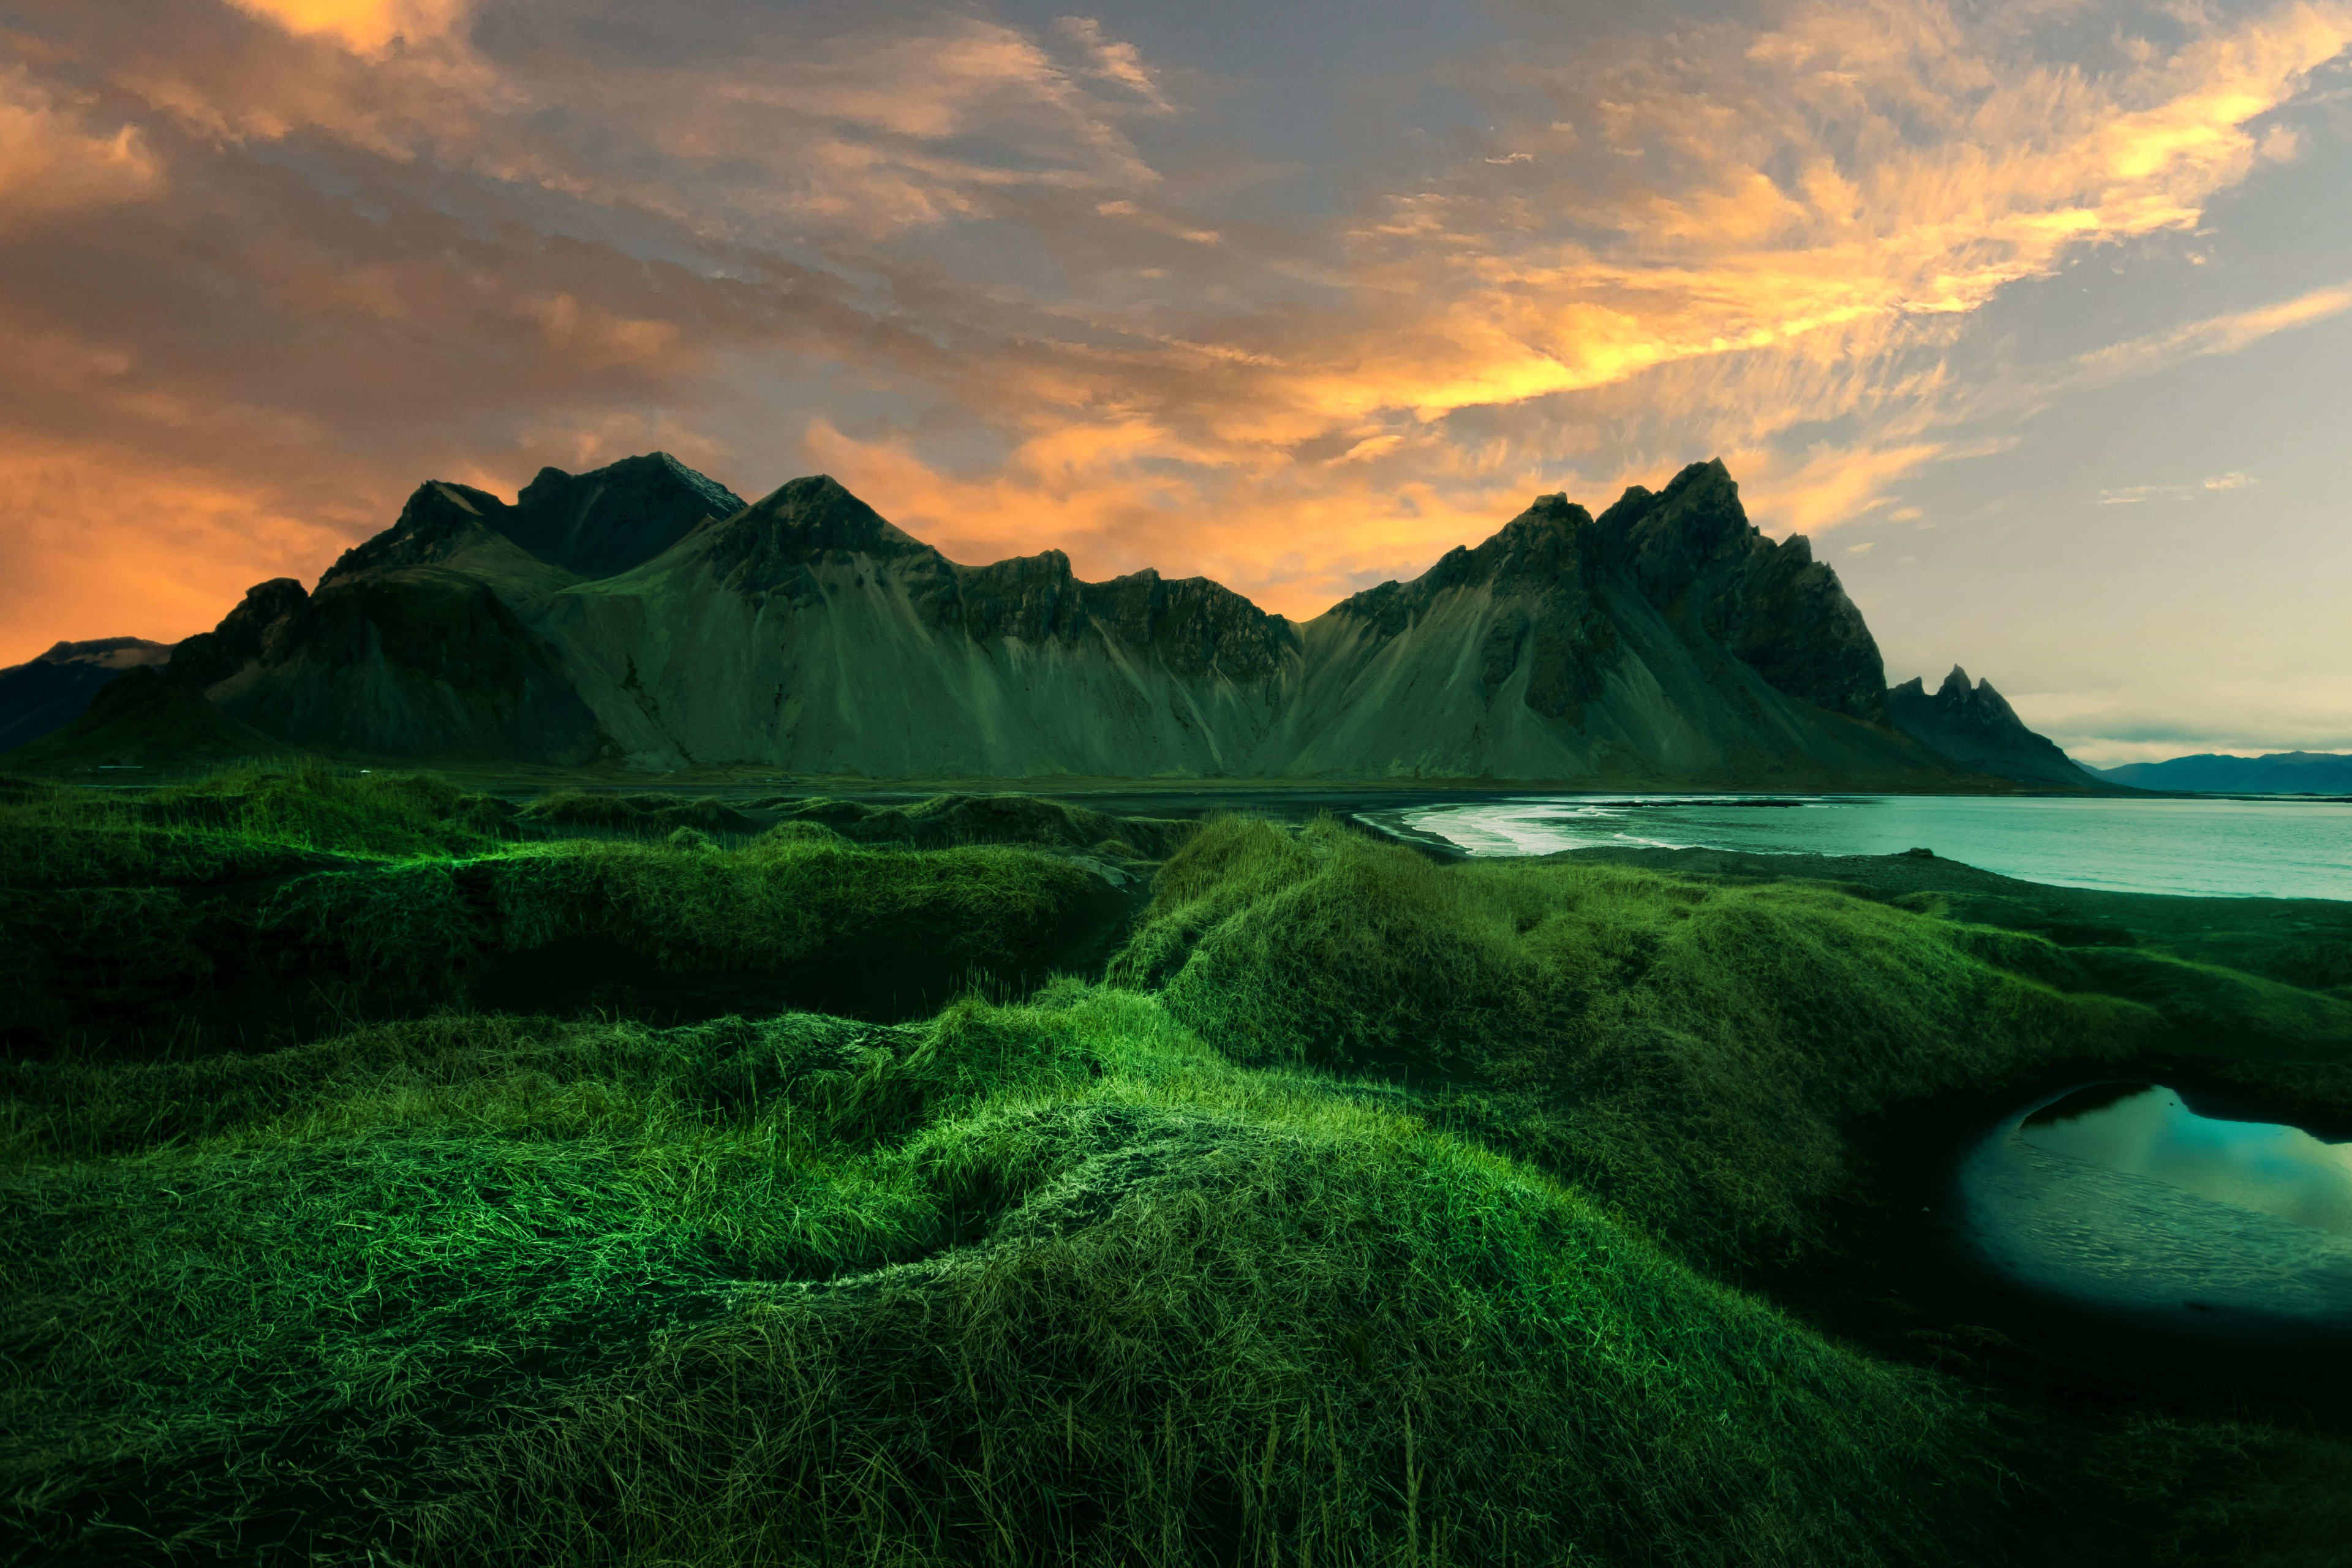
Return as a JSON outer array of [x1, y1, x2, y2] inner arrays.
[[1365, 794, 2352, 902]]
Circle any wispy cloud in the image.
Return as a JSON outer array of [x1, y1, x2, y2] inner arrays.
[[2, 0, 2351, 660], [2074, 281, 2352, 383], [2097, 471, 2261, 503]]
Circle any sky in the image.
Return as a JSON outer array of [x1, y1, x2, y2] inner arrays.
[[1, 0, 2348, 764]]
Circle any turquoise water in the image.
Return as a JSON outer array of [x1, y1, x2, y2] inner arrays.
[[2022, 1085, 2352, 1237], [1380, 794, 2352, 900], [1960, 1085, 2352, 1330]]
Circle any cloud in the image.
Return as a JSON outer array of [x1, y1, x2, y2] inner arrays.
[[2097, 470, 2261, 502], [0, 430, 356, 663], [1056, 15, 1174, 113], [2074, 279, 2352, 382], [5, 0, 2352, 665], [224, 0, 472, 52], [0, 67, 162, 223]]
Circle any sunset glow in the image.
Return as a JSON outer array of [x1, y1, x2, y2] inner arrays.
[[3, 0, 2349, 759]]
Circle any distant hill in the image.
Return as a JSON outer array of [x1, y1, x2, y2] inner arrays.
[[2092, 752, 2352, 795], [18, 452, 2098, 788], [0, 637, 172, 750], [7, 665, 287, 768]]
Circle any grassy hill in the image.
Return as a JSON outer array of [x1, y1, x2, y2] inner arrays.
[[2, 766, 2347, 1565]]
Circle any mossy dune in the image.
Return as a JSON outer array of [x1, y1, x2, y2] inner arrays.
[[1, 768, 1126, 1056], [3, 994, 1994, 1567], [4, 777, 2349, 1564], [1118, 816, 2198, 1267]]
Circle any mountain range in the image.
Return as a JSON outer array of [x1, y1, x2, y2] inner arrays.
[[7, 453, 2103, 788], [2092, 752, 2352, 795]]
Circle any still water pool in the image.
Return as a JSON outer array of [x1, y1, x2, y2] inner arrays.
[[1374, 794, 2352, 900], [1958, 1085, 2352, 1335]]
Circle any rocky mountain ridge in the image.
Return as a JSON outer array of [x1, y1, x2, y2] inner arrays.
[[1884, 666, 2105, 789], [16, 453, 2098, 787]]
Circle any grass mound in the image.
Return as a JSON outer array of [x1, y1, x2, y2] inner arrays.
[[0, 760, 515, 889], [1109, 817, 2352, 1270], [520, 789, 758, 837], [2, 771, 1120, 1056], [770, 792, 1197, 858], [1, 990, 2000, 1567]]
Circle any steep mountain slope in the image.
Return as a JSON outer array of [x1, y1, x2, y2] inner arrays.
[[150, 451, 2076, 786], [0, 638, 172, 751], [538, 476, 1295, 774], [1885, 666, 2105, 788], [157, 455, 747, 764], [2093, 751, 2352, 794], [1267, 464, 1942, 786]]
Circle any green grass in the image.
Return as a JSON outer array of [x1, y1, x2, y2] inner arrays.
[[1, 769, 1115, 1057], [771, 792, 1199, 858], [6, 786, 2350, 1564], [2, 989, 2005, 1567], [1112, 816, 2349, 1271], [0, 761, 516, 890], [518, 790, 758, 837]]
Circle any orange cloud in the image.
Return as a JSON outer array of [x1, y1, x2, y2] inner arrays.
[[0, 67, 161, 222], [0, 432, 354, 666], [224, 0, 471, 52], [800, 417, 1564, 622], [8, 0, 2352, 676]]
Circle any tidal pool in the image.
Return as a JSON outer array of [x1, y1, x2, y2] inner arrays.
[[1958, 1084, 2352, 1335]]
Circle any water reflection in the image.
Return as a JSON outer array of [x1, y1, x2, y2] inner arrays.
[[2021, 1084, 2352, 1238], [1958, 1084, 2352, 1332]]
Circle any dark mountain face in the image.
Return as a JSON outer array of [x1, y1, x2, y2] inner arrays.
[[0, 637, 174, 752], [1323, 461, 1888, 732], [504, 454, 747, 579], [1594, 462, 1888, 720], [1327, 493, 1616, 723], [705, 475, 943, 603], [173, 545, 610, 766], [132, 452, 2084, 786], [699, 476, 1298, 682], [168, 579, 311, 689], [1887, 666, 2103, 788], [323, 454, 746, 587]]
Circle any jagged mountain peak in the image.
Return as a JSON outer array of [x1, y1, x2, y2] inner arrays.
[[319, 482, 502, 586], [1597, 458, 1754, 599], [1922, 666, 2023, 722], [1330, 491, 1599, 633], [82, 451, 2101, 787], [704, 474, 943, 598], [502, 453, 747, 578], [517, 451, 741, 519], [1887, 665, 2095, 788], [321, 454, 748, 588], [168, 578, 310, 690]]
